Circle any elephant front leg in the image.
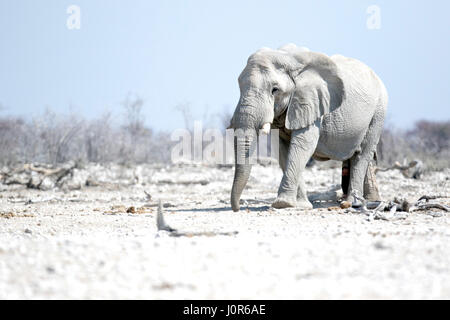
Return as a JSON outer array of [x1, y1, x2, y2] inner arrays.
[[272, 123, 320, 209]]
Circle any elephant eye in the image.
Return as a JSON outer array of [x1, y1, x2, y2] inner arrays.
[[271, 87, 279, 95]]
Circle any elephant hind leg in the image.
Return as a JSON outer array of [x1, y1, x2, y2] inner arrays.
[[347, 108, 385, 203], [341, 160, 350, 197], [363, 159, 381, 201], [342, 156, 381, 201]]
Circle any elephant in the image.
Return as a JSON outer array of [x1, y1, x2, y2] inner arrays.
[[229, 44, 388, 212]]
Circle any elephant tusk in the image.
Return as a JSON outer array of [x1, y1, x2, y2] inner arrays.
[[260, 123, 271, 135]]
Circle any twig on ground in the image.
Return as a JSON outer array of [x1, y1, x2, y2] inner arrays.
[[0, 162, 77, 189], [417, 195, 449, 202], [350, 191, 409, 221], [348, 190, 448, 221], [375, 159, 424, 179], [144, 190, 152, 201], [8, 197, 84, 204], [412, 203, 449, 212]]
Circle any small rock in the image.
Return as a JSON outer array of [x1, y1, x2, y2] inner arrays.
[[374, 241, 390, 250], [127, 206, 136, 213], [340, 201, 352, 209], [39, 177, 55, 191], [46, 266, 55, 273], [24, 228, 32, 234], [327, 206, 341, 211]]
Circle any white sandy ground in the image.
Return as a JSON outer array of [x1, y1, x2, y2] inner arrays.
[[0, 163, 449, 299]]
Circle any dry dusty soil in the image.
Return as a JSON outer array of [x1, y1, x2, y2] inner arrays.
[[0, 163, 449, 299]]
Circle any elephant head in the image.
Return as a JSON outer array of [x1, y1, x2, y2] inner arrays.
[[230, 44, 344, 211]]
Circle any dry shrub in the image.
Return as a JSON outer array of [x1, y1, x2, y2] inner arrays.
[[0, 96, 173, 166], [1, 98, 448, 170], [379, 120, 450, 171]]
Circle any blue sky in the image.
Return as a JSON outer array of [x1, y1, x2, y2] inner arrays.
[[0, 0, 449, 131]]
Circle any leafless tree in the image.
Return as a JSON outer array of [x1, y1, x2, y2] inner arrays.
[[174, 102, 193, 131]]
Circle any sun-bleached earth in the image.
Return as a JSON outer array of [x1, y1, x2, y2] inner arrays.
[[0, 162, 449, 299]]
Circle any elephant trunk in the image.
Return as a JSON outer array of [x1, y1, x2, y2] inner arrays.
[[231, 133, 254, 212]]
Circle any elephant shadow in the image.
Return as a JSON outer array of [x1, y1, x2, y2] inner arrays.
[[172, 205, 272, 213], [172, 187, 341, 213]]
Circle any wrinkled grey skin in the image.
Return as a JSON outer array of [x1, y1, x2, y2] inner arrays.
[[230, 44, 388, 212]]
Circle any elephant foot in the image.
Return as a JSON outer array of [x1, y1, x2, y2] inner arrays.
[[272, 196, 296, 209], [344, 193, 363, 208], [296, 199, 313, 210], [272, 196, 313, 210], [364, 190, 381, 202]]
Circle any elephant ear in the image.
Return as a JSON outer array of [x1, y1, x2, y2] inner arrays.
[[285, 52, 344, 130]]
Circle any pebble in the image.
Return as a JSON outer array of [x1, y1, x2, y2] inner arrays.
[[340, 201, 352, 209]]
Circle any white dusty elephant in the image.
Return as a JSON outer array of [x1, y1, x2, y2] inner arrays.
[[230, 44, 388, 211]]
